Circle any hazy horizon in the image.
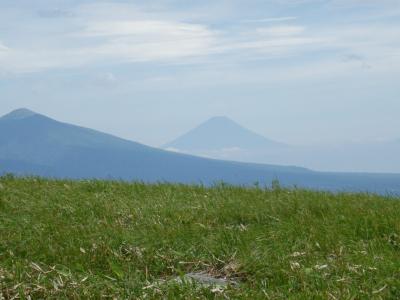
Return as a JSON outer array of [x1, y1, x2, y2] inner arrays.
[[1, 0, 399, 148], [2, 107, 400, 174]]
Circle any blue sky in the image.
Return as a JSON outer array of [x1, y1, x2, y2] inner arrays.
[[1, 0, 399, 146]]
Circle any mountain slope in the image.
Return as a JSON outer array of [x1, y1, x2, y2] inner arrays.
[[1, 108, 400, 194], [0, 109, 149, 166], [164, 116, 286, 152]]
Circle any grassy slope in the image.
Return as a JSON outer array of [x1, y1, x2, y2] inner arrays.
[[0, 176, 399, 299]]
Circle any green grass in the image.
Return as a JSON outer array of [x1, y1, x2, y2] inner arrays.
[[0, 176, 399, 299]]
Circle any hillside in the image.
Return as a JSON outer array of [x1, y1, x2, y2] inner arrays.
[[0, 177, 399, 299]]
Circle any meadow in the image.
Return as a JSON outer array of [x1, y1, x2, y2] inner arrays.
[[0, 176, 399, 299]]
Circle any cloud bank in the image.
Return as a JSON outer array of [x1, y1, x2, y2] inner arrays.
[[0, 0, 399, 77]]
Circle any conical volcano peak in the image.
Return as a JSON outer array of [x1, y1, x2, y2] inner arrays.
[[1, 108, 38, 120], [200, 116, 245, 131], [164, 116, 285, 151]]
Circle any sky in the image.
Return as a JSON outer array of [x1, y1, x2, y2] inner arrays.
[[0, 0, 399, 147]]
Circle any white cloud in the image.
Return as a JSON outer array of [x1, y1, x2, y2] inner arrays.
[[0, 42, 10, 65], [0, 3, 220, 72], [225, 37, 327, 57], [0, 42, 9, 53], [74, 21, 317, 65], [82, 20, 211, 38], [75, 20, 218, 62]]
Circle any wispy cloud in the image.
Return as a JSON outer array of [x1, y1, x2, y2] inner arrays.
[[0, 3, 315, 72], [0, 42, 9, 52], [241, 17, 297, 23], [0, 42, 10, 63], [81, 21, 212, 38], [0, 1, 399, 77], [256, 26, 305, 36], [77, 21, 218, 65]]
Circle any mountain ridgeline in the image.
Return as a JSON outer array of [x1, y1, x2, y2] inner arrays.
[[1, 108, 400, 194], [164, 116, 286, 151]]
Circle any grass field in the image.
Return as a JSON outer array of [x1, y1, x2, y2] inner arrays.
[[0, 176, 399, 299]]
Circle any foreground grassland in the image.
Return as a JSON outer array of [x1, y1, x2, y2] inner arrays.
[[0, 177, 399, 299]]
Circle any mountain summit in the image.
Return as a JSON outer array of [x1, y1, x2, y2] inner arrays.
[[1, 108, 38, 120], [164, 116, 285, 152]]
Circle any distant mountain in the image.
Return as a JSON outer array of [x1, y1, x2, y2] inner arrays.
[[1, 108, 400, 194], [164, 116, 286, 152], [163, 116, 400, 174]]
